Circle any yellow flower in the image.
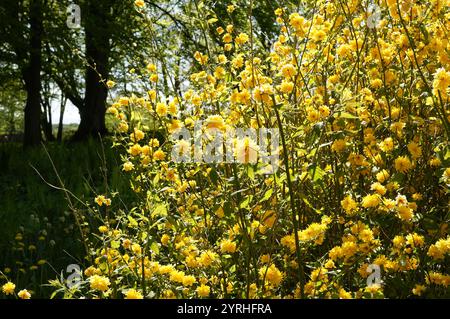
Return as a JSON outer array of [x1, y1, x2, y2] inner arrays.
[[429, 157, 441, 166], [341, 195, 358, 215], [161, 234, 170, 246], [370, 78, 383, 89], [194, 51, 208, 65], [220, 239, 237, 253], [131, 243, 142, 255], [156, 103, 168, 116], [259, 264, 284, 287], [280, 63, 297, 78], [119, 97, 129, 106], [412, 285, 426, 296], [153, 149, 166, 161], [197, 251, 217, 267], [341, 241, 358, 259], [182, 275, 196, 287], [443, 168, 450, 182], [206, 115, 226, 131], [298, 222, 328, 245], [226, 282, 233, 293], [231, 54, 244, 69], [332, 139, 346, 153], [339, 288, 352, 299], [106, 80, 116, 88], [306, 108, 320, 123], [168, 119, 182, 133], [397, 206, 413, 221], [217, 54, 227, 64], [361, 194, 381, 208], [18, 289, 31, 299], [129, 144, 142, 157], [89, 275, 110, 292], [98, 226, 108, 234], [222, 33, 233, 43], [432, 67, 450, 98], [370, 182, 386, 195], [107, 106, 118, 117], [215, 207, 224, 218], [427, 237, 450, 260], [134, 0, 145, 8], [125, 289, 143, 299], [274, 8, 283, 16], [289, 13, 306, 35], [150, 74, 159, 82], [407, 141, 422, 159], [94, 195, 110, 207], [196, 284, 210, 297], [216, 26, 224, 35], [279, 80, 294, 94], [364, 284, 382, 294], [376, 169, 390, 183], [2, 282, 15, 295], [379, 137, 394, 152], [226, 4, 235, 13], [394, 156, 412, 173], [234, 137, 259, 164], [235, 33, 249, 45], [324, 260, 335, 269], [281, 234, 296, 252], [117, 121, 129, 133], [131, 129, 145, 142], [123, 161, 134, 172]]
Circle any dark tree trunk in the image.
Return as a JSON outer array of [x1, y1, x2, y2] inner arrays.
[[41, 91, 55, 142], [57, 93, 66, 142], [23, 0, 42, 147], [42, 108, 55, 142], [72, 1, 111, 141]]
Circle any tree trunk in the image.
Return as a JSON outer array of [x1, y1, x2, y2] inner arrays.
[[41, 90, 55, 142], [57, 92, 67, 142], [42, 107, 55, 142], [23, 0, 42, 147], [72, 1, 111, 141]]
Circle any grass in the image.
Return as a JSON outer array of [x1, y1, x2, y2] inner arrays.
[[0, 138, 134, 297]]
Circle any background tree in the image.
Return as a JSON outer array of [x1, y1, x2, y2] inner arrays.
[[0, 0, 45, 147]]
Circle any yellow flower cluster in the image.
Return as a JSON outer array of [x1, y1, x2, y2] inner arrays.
[[427, 237, 450, 260], [50, 1, 450, 299]]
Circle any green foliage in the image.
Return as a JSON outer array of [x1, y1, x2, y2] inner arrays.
[[0, 140, 135, 297]]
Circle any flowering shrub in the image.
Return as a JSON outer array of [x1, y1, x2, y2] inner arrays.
[[4, 0, 449, 299]]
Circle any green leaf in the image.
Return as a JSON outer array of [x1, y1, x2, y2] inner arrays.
[[152, 203, 167, 217], [308, 166, 326, 182], [150, 242, 160, 255], [127, 215, 138, 228], [240, 195, 253, 209], [246, 166, 255, 180], [444, 149, 450, 160], [153, 173, 160, 185], [337, 112, 359, 119], [261, 189, 273, 202], [111, 240, 120, 249]]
